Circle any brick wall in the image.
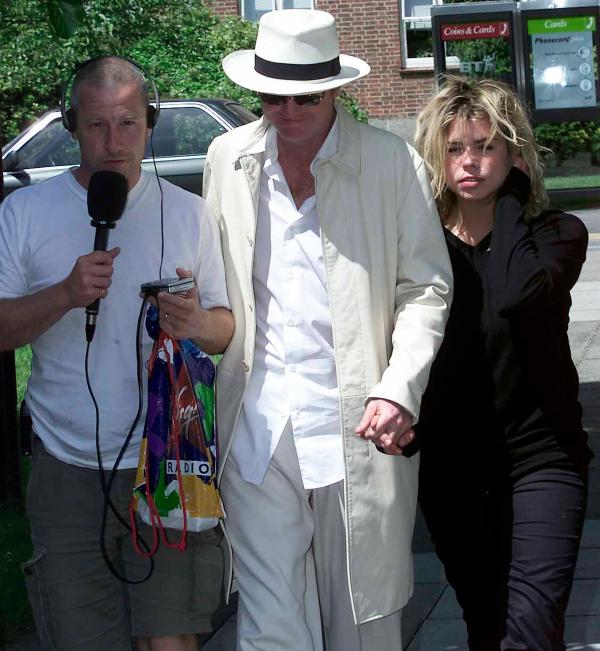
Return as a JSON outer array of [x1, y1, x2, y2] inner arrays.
[[208, 0, 436, 120], [209, 0, 239, 17], [316, 0, 435, 119]]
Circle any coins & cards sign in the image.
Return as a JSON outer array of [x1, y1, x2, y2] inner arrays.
[[441, 21, 511, 41]]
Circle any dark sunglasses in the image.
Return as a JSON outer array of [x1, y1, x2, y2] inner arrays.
[[259, 92, 325, 107]]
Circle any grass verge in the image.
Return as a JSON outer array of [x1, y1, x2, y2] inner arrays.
[[0, 473, 33, 647], [545, 174, 600, 190], [1, 346, 34, 647]]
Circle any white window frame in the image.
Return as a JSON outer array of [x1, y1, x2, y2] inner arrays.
[[240, 0, 315, 21], [400, 0, 444, 70]]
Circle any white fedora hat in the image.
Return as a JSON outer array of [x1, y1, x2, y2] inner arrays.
[[222, 9, 370, 96]]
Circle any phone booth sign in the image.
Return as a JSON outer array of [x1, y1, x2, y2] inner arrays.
[[432, 2, 519, 89], [530, 17, 596, 109], [441, 20, 511, 74], [521, 2, 600, 122], [441, 21, 510, 41]]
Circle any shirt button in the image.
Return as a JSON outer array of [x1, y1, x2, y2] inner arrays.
[[247, 235, 253, 246], [249, 303, 253, 312], [242, 361, 250, 372]]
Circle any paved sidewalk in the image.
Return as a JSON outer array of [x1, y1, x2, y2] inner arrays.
[[7, 210, 600, 650]]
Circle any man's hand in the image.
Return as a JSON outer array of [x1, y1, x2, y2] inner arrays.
[[61, 247, 120, 309], [152, 267, 234, 354], [355, 398, 415, 456], [153, 268, 203, 341], [0, 247, 120, 351]]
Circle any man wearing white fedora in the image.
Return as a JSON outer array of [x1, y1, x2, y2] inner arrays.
[[204, 9, 452, 650]]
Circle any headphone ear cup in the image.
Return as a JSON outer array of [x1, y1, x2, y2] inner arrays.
[[147, 105, 157, 128], [64, 107, 77, 132]]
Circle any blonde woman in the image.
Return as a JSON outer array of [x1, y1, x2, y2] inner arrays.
[[414, 76, 592, 650]]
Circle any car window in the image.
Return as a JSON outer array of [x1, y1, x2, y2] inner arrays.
[[223, 103, 259, 124], [13, 119, 80, 170], [145, 106, 227, 159]]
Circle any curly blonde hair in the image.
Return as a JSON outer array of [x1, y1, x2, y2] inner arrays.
[[415, 76, 547, 220]]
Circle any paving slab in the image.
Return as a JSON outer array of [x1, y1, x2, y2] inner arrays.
[[413, 551, 446, 584], [572, 282, 600, 323], [576, 549, 600, 579], [429, 585, 462, 620], [582, 520, 600, 550], [568, 580, 600, 616], [405, 618, 468, 651], [565, 615, 600, 648], [402, 582, 447, 642]]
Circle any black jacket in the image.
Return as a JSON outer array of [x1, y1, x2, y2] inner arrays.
[[417, 168, 592, 481]]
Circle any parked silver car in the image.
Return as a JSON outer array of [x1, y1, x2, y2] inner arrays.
[[2, 99, 257, 197]]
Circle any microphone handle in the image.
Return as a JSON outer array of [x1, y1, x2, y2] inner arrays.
[[85, 225, 111, 342], [93, 226, 110, 254], [86, 226, 111, 319]]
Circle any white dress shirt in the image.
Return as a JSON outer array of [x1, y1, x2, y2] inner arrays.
[[230, 120, 344, 489]]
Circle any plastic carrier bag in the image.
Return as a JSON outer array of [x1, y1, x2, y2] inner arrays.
[[131, 306, 223, 554]]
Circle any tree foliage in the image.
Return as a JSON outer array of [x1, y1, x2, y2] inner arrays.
[[46, 0, 86, 39], [0, 1, 368, 143], [0, 0, 259, 141]]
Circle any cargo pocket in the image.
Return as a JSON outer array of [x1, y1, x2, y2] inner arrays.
[[190, 529, 226, 628], [22, 550, 57, 650]]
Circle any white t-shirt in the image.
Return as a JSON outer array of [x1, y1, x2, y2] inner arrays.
[[0, 170, 230, 468]]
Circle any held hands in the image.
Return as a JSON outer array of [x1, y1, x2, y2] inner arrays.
[[153, 268, 204, 341], [355, 398, 415, 456], [61, 247, 120, 309]]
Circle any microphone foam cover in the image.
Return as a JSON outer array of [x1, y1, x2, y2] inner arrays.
[[87, 171, 128, 223]]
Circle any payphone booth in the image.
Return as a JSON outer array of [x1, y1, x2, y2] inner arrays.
[[431, 2, 521, 92], [520, 0, 600, 123]]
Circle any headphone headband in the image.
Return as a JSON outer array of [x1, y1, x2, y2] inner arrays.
[[60, 55, 160, 132]]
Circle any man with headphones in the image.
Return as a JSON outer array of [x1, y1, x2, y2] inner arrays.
[[0, 56, 234, 650]]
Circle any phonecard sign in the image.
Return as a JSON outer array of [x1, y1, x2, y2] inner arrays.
[[528, 16, 597, 110], [441, 21, 510, 41]]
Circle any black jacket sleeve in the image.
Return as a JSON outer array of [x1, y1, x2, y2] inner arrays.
[[485, 167, 588, 316]]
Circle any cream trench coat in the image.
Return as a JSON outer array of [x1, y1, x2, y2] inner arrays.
[[203, 102, 453, 624]]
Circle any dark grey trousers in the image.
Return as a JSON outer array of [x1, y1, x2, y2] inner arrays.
[[419, 466, 587, 651]]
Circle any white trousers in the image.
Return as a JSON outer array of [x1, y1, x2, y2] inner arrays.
[[221, 424, 403, 651]]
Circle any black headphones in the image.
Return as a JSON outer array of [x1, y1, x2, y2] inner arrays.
[[61, 55, 160, 132]]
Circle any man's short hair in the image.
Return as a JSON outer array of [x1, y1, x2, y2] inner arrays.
[[70, 56, 149, 112]]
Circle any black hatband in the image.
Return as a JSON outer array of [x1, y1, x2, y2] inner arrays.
[[254, 55, 340, 81]]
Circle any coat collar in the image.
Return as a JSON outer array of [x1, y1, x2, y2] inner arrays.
[[235, 101, 361, 177]]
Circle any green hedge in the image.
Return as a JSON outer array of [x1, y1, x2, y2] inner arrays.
[[534, 121, 600, 164]]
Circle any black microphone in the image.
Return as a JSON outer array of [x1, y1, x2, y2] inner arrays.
[[85, 171, 128, 342]]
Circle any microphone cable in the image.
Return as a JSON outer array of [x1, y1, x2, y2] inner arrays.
[[85, 296, 155, 583], [149, 125, 165, 280], [85, 115, 167, 582]]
